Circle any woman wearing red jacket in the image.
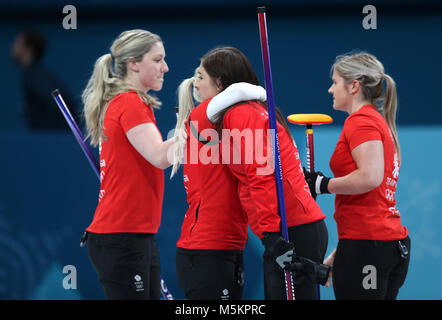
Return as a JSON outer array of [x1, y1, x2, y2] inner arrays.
[[173, 47, 328, 300], [305, 52, 410, 299], [172, 69, 267, 300]]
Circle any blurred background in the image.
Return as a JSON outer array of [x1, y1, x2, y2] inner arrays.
[[0, 0, 441, 299]]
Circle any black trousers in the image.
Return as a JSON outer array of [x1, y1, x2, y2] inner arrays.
[[333, 236, 411, 300], [176, 248, 245, 300], [263, 219, 329, 300], [87, 232, 161, 300]]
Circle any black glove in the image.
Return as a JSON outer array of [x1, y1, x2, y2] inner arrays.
[[262, 232, 295, 269], [303, 167, 331, 199], [284, 255, 331, 286]]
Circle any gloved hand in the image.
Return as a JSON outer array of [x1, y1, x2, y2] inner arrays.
[[303, 167, 331, 199], [284, 255, 331, 286], [262, 232, 295, 269]]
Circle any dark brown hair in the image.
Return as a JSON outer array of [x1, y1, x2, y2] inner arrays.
[[201, 46, 292, 139]]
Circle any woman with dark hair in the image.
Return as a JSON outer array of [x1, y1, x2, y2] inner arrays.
[[173, 46, 328, 300]]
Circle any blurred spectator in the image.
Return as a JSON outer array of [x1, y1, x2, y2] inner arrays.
[[11, 30, 81, 131]]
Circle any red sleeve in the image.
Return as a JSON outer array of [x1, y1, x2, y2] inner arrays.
[[345, 113, 382, 151], [119, 92, 156, 133], [223, 104, 280, 239]]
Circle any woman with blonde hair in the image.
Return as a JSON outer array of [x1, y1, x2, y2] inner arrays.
[[82, 29, 176, 299], [304, 51, 410, 299]]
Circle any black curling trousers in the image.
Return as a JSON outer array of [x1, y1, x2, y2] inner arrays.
[[332, 236, 411, 300], [87, 232, 162, 300], [263, 219, 329, 300], [176, 248, 245, 300]]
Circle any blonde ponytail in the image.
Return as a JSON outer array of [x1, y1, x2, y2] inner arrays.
[[82, 29, 162, 147], [170, 69, 201, 178], [82, 53, 113, 147], [382, 74, 400, 158]]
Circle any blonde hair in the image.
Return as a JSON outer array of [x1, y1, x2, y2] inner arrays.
[[82, 29, 162, 146], [332, 51, 400, 158], [170, 68, 201, 178]]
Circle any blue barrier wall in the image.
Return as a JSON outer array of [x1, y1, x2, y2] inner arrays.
[[0, 1, 441, 299]]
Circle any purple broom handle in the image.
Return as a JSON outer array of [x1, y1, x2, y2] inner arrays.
[[257, 6, 295, 300], [256, 8, 289, 242], [51, 89, 174, 300], [52, 90, 100, 178]]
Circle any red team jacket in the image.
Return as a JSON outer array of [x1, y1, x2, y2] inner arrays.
[[177, 99, 248, 251], [177, 99, 325, 250], [330, 104, 408, 241], [222, 101, 325, 239]]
